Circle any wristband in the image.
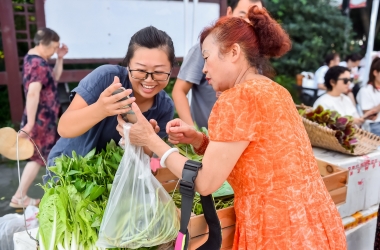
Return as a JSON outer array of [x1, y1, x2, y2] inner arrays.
[[194, 133, 209, 155], [160, 148, 179, 168]]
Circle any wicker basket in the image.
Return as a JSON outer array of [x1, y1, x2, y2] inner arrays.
[[297, 105, 380, 155]]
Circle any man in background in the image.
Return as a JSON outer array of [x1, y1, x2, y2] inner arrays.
[[172, 0, 265, 129]]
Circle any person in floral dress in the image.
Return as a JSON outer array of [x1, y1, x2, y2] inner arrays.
[[125, 6, 347, 250], [10, 28, 68, 208]]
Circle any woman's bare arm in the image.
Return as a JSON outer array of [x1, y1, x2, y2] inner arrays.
[[58, 77, 135, 138]]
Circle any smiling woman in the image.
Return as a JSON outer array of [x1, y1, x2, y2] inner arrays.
[[44, 26, 175, 183]]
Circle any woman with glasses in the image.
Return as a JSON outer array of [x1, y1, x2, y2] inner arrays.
[[44, 26, 175, 181], [313, 66, 364, 126]]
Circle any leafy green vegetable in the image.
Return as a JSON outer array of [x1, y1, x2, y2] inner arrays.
[[170, 190, 234, 216], [38, 140, 173, 250], [299, 105, 358, 152], [38, 140, 127, 250]]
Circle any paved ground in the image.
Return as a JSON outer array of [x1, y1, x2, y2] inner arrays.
[[0, 158, 46, 217]]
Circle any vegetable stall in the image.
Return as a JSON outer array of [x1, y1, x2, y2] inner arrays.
[[13, 105, 380, 250]]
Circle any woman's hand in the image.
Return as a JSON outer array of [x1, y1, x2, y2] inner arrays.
[[166, 119, 202, 147], [128, 103, 159, 147], [354, 117, 365, 126], [116, 114, 160, 139], [363, 109, 379, 121], [57, 43, 68, 59], [19, 123, 34, 138], [95, 76, 136, 118]]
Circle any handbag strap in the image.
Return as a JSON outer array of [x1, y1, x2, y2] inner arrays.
[[174, 160, 222, 250]]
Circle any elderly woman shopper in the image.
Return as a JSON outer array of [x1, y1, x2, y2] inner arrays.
[[10, 28, 68, 208], [313, 66, 364, 126], [123, 6, 346, 250]]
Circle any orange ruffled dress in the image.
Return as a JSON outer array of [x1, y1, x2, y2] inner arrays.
[[208, 78, 346, 250]]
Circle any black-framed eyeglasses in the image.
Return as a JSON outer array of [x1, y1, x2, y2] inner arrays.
[[128, 67, 171, 81], [337, 78, 354, 84]]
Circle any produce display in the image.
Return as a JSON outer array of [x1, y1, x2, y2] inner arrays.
[[37, 126, 233, 249], [37, 140, 160, 250], [298, 105, 358, 152]]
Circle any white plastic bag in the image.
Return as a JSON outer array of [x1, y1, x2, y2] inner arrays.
[[0, 205, 39, 250], [97, 124, 179, 249]]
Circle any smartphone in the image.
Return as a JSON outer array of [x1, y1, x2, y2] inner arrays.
[[364, 113, 378, 120], [112, 88, 137, 123]]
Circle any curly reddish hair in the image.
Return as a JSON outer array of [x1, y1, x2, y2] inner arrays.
[[200, 6, 291, 78]]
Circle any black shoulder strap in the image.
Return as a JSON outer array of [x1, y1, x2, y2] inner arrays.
[[174, 160, 222, 250]]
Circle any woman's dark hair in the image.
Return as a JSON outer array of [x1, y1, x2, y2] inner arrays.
[[123, 26, 175, 68], [229, 0, 265, 11], [345, 53, 362, 63], [324, 66, 350, 91], [324, 53, 339, 66], [200, 6, 291, 78], [368, 57, 380, 91], [33, 28, 60, 46]]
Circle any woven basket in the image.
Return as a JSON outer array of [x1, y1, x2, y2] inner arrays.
[[297, 105, 380, 156]]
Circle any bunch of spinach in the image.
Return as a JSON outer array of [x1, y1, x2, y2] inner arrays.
[[37, 140, 158, 250]]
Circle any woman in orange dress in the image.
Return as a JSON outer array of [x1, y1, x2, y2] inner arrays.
[[124, 6, 346, 250]]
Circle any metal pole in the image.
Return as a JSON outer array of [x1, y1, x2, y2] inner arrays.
[[0, 0, 24, 125], [343, 8, 350, 54], [192, 0, 199, 46], [184, 0, 189, 54], [362, 0, 379, 85], [184, 0, 192, 106]]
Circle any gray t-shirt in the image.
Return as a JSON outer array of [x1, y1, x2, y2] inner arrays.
[[46, 65, 174, 169], [177, 43, 216, 129]]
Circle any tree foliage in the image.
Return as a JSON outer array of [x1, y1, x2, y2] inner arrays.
[[265, 0, 360, 76]]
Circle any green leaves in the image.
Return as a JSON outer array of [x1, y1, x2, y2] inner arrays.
[[39, 140, 125, 249], [171, 190, 234, 216], [266, 0, 360, 76], [84, 148, 96, 160], [74, 179, 86, 192]]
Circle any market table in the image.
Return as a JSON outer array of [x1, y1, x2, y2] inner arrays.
[[13, 148, 380, 250], [313, 147, 380, 218], [313, 147, 380, 250]]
